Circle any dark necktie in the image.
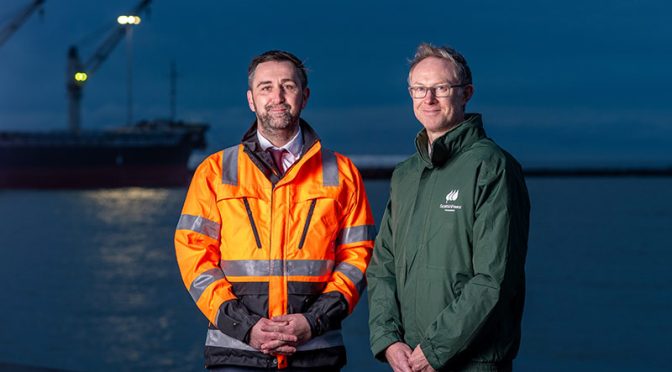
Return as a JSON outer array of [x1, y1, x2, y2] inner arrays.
[[268, 148, 287, 174]]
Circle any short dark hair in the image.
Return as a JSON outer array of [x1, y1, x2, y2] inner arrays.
[[408, 43, 472, 85], [248, 50, 308, 89]]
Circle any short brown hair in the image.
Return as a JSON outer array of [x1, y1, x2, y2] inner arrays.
[[408, 43, 472, 85], [248, 50, 308, 89]]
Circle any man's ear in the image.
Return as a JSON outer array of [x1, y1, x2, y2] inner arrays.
[[463, 84, 474, 104], [301, 87, 311, 109]]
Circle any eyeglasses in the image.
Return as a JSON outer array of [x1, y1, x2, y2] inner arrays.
[[408, 83, 468, 98]]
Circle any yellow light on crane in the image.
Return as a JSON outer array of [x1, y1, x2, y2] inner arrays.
[[117, 15, 141, 25], [74, 72, 88, 82]]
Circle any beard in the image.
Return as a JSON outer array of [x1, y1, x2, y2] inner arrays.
[[258, 103, 300, 133]]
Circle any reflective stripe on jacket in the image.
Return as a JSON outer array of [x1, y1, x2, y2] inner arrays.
[[175, 121, 375, 369]]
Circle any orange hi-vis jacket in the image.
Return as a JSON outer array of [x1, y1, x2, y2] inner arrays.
[[175, 121, 375, 369]]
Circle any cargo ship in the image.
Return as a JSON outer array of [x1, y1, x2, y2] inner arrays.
[[0, 119, 208, 188], [0, 0, 214, 189]]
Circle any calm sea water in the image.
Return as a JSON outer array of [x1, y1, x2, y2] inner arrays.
[[1, 178, 671, 371]]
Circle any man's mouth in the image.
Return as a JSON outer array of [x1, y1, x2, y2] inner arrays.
[[267, 104, 290, 113]]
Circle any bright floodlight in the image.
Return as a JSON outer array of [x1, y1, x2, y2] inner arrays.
[[74, 72, 88, 82], [117, 15, 141, 25]]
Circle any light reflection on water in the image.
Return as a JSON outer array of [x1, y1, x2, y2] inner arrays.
[[82, 188, 173, 225], [0, 187, 201, 370], [82, 188, 174, 274], [77, 188, 195, 370]]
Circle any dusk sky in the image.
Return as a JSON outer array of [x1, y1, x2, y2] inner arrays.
[[1, 0, 670, 167]]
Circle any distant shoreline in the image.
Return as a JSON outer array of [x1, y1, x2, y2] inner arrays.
[[343, 155, 672, 179], [523, 167, 672, 177], [358, 166, 672, 179]]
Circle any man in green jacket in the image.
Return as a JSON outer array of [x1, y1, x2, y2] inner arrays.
[[367, 43, 530, 372]]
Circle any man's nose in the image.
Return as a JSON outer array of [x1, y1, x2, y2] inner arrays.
[[423, 89, 438, 103], [270, 86, 286, 103]]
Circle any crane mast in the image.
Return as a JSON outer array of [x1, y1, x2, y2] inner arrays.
[[0, 0, 45, 48], [67, 0, 152, 134]]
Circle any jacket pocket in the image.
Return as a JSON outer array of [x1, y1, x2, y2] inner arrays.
[[216, 193, 268, 256], [243, 197, 262, 249], [291, 195, 340, 256], [298, 199, 317, 249]]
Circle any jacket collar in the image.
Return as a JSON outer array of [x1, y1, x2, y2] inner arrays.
[[415, 113, 486, 168], [241, 118, 320, 154], [256, 125, 303, 157], [240, 118, 321, 185]]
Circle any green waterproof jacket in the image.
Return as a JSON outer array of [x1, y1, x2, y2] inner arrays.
[[367, 114, 530, 371]]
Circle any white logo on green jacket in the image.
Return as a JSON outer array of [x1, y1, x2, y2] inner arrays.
[[440, 189, 462, 212]]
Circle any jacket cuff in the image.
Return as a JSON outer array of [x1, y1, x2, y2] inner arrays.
[[302, 312, 320, 338], [304, 291, 348, 337], [419, 339, 442, 371], [370, 333, 402, 362], [215, 299, 262, 343]]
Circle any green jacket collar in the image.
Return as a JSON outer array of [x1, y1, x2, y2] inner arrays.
[[415, 113, 486, 168]]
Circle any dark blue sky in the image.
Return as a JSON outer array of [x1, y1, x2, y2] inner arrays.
[[1, 0, 671, 167]]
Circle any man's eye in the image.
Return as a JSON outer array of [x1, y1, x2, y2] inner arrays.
[[283, 84, 297, 92], [436, 85, 450, 94], [414, 87, 426, 94], [260, 86, 271, 92]]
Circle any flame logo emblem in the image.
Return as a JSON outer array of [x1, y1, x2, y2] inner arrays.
[[445, 190, 459, 202]]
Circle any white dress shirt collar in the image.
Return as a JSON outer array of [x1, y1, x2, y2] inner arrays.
[[257, 126, 303, 168]]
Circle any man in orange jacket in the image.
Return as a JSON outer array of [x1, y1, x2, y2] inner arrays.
[[175, 50, 375, 371]]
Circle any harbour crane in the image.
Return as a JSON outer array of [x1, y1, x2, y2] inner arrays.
[[0, 0, 45, 48], [67, 0, 152, 133]]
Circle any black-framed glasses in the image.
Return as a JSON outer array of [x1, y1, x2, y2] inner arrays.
[[408, 83, 468, 98]]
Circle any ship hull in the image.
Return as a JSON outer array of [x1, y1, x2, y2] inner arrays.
[[0, 144, 194, 188], [1, 164, 191, 188], [0, 121, 207, 189]]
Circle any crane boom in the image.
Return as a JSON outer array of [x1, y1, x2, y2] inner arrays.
[[82, 0, 151, 75], [0, 0, 45, 48], [67, 0, 152, 133]]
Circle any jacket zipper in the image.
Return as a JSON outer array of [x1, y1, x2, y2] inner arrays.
[[242, 197, 262, 249], [298, 199, 317, 249]]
